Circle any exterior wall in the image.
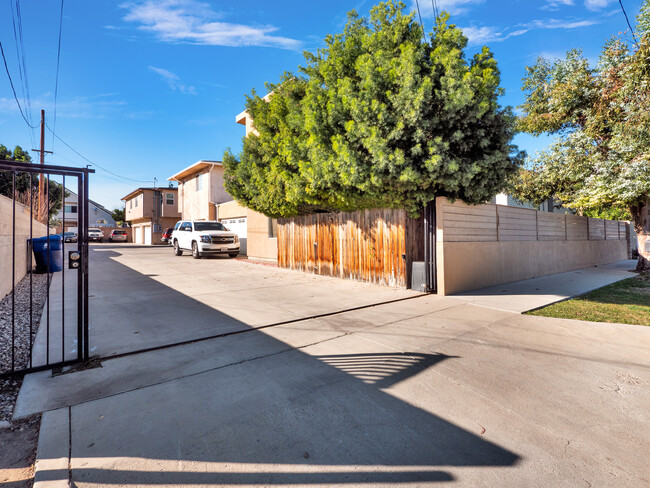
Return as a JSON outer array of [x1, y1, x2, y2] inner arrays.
[[217, 200, 277, 261], [89, 202, 116, 227], [0, 195, 48, 299], [178, 170, 210, 221], [436, 197, 630, 295], [208, 166, 231, 205], [125, 192, 153, 221], [160, 190, 180, 218]]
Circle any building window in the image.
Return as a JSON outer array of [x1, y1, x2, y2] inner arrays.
[[129, 200, 132, 209], [166, 192, 174, 205], [135, 196, 139, 207], [196, 173, 204, 191], [268, 218, 277, 239], [64, 205, 77, 214]]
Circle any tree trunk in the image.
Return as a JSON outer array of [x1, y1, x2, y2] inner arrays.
[[631, 200, 650, 272]]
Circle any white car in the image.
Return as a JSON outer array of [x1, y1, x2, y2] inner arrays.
[[171, 220, 240, 259], [88, 227, 104, 242]]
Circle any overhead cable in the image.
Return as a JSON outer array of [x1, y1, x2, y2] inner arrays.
[[46, 124, 152, 183], [0, 41, 38, 129], [52, 0, 65, 151]]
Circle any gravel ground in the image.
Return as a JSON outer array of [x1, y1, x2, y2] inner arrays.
[[0, 272, 49, 487]]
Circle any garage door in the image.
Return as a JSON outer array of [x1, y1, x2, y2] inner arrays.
[[221, 218, 247, 255], [143, 225, 152, 245], [134, 226, 142, 244]]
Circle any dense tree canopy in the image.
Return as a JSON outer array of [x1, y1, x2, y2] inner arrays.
[[224, 1, 521, 217], [0, 144, 66, 220], [511, 1, 650, 270]]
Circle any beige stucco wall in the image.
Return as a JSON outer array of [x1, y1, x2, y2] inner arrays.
[[178, 170, 210, 221], [209, 166, 231, 205], [437, 239, 628, 295], [217, 200, 277, 262], [0, 195, 48, 299], [160, 190, 180, 219], [125, 192, 154, 221]]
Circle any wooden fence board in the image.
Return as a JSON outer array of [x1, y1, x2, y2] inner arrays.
[[278, 208, 412, 288]]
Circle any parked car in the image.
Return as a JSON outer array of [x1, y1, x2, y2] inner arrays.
[[88, 228, 104, 242], [161, 227, 173, 244], [171, 220, 240, 259], [63, 232, 78, 243], [109, 229, 128, 242]]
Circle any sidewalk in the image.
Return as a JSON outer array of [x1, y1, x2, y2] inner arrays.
[[450, 259, 638, 313]]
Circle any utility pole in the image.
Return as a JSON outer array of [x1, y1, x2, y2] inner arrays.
[[31, 110, 52, 222]]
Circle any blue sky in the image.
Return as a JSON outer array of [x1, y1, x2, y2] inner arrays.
[[0, 0, 644, 210]]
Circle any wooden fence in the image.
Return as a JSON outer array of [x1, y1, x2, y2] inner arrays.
[[277, 209, 423, 288]]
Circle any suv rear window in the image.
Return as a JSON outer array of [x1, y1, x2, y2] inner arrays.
[[113, 230, 127, 235]]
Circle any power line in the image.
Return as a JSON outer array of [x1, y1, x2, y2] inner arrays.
[[9, 0, 37, 147], [431, 0, 439, 20], [52, 0, 65, 151], [617, 0, 638, 46], [46, 124, 152, 183], [0, 41, 38, 129], [414, 0, 426, 41]]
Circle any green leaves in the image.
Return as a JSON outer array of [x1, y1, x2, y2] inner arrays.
[[224, 0, 520, 218], [514, 2, 650, 218]]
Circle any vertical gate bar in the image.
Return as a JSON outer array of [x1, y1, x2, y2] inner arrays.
[[46, 173, 50, 365], [430, 201, 437, 292], [62, 175, 65, 361], [11, 171, 16, 373], [83, 172, 89, 360], [423, 202, 429, 293], [76, 175, 83, 361], [29, 173, 33, 368]]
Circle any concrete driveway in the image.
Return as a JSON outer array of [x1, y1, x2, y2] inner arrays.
[[17, 245, 650, 487]]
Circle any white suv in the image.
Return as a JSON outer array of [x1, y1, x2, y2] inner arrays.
[[88, 227, 104, 242], [171, 220, 240, 259]]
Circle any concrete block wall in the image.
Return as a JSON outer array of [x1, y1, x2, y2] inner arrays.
[[436, 197, 629, 295], [0, 194, 48, 299]]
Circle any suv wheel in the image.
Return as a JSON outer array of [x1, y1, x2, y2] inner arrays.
[[229, 253, 238, 258], [173, 240, 182, 256], [192, 241, 201, 259]]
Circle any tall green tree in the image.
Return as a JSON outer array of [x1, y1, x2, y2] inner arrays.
[[0, 144, 66, 219], [224, 1, 521, 218], [111, 207, 125, 223], [512, 1, 650, 270]]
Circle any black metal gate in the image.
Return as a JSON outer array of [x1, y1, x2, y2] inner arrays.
[[0, 159, 94, 377], [423, 200, 437, 293]]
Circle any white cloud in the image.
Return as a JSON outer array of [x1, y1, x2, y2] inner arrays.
[[461, 26, 528, 44], [584, 0, 614, 11], [120, 0, 301, 50], [541, 0, 575, 10], [410, 0, 484, 17], [462, 15, 598, 45], [530, 18, 599, 29], [148, 66, 196, 95]]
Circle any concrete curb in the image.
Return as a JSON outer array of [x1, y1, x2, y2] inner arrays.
[[33, 407, 69, 488]]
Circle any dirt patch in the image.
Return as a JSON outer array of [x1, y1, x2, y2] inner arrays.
[[0, 415, 40, 488]]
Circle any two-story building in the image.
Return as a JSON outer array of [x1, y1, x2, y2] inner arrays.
[[167, 160, 231, 221], [121, 187, 180, 245], [167, 158, 277, 261], [54, 189, 116, 233]]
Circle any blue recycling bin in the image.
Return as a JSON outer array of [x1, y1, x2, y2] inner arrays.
[[30, 235, 63, 273]]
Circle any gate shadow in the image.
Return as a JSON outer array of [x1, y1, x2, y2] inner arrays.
[[32, 248, 520, 485]]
